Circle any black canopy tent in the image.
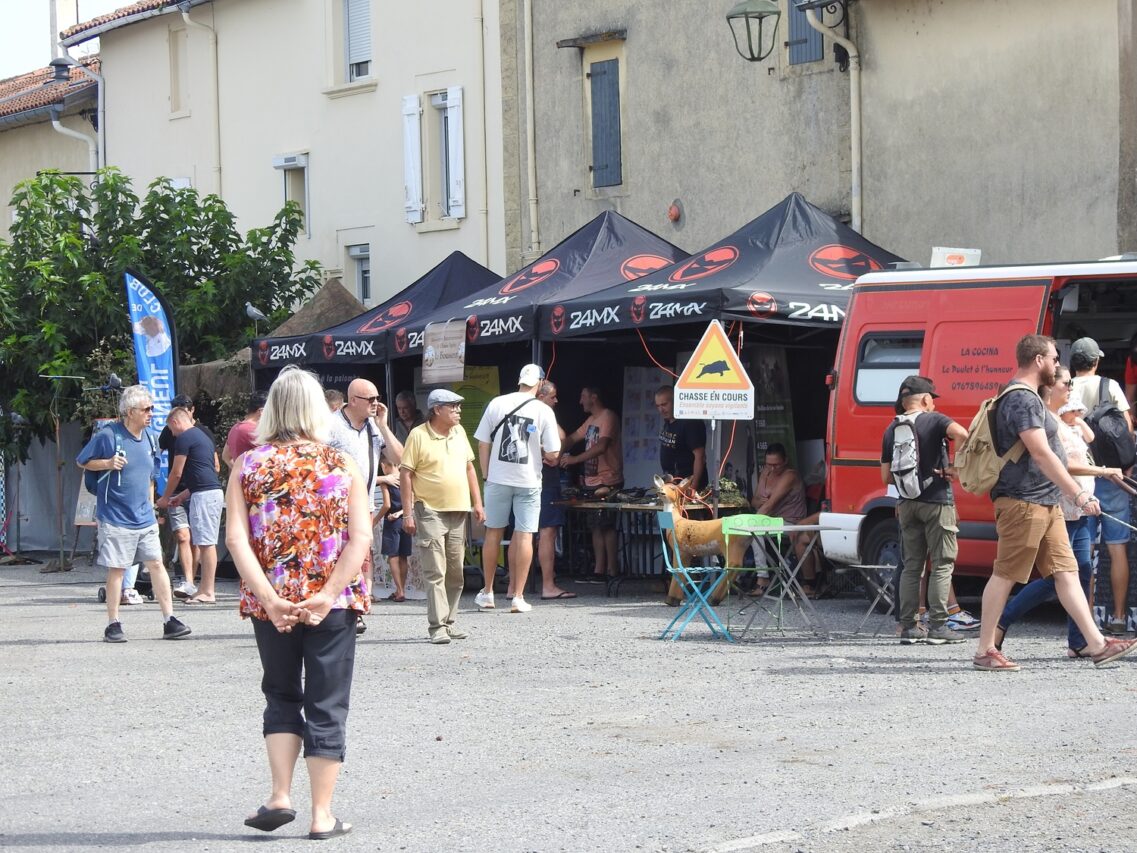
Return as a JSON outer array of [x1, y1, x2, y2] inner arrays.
[[536, 193, 904, 340], [251, 251, 499, 373], [384, 211, 689, 361]]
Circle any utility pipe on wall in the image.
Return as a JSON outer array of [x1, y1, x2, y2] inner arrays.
[[181, 7, 223, 196], [476, 0, 491, 268], [49, 107, 98, 174], [524, 0, 541, 256], [57, 50, 105, 170], [805, 8, 861, 233]]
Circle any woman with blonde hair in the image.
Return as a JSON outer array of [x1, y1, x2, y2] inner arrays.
[[225, 366, 371, 840]]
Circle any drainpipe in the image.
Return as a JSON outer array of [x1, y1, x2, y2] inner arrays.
[[805, 8, 861, 233], [524, 0, 541, 256], [54, 51, 104, 169], [476, 0, 491, 267], [49, 105, 98, 174], [180, 4, 222, 196]]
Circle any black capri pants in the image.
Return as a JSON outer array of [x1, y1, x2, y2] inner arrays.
[[251, 607, 357, 761]]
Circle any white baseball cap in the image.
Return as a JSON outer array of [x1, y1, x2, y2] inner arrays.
[[518, 364, 545, 387]]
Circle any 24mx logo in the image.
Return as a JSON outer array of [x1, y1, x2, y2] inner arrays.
[[334, 339, 375, 357], [477, 315, 525, 338], [649, 301, 706, 320], [787, 302, 844, 323], [270, 342, 308, 361], [569, 306, 620, 330]]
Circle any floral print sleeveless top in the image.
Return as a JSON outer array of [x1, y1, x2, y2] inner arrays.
[[238, 441, 369, 620]]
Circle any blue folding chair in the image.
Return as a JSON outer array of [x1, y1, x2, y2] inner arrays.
[[657, 512, 734, 642]]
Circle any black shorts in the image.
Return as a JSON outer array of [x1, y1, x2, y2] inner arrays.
[[381, 516, 413, 557]]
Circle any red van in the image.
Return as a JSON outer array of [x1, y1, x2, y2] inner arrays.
[[820, 259, 1137, 577]]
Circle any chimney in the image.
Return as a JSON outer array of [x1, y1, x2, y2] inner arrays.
[[50, 0, 80, 60]]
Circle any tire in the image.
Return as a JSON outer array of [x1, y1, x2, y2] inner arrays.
[[861, 517, 901, 611]]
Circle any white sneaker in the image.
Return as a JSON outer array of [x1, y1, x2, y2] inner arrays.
[[510, 596, 532, 613], [474, 591, 495, 610], [173, 581, 198, 600], [121, 588, 144, 605]]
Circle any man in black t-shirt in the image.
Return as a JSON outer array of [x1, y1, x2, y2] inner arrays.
[[158, 395, 217, 599], [881, 376, 968, 645], [654, 386, 706, 489], [157, 408, 223, 604]]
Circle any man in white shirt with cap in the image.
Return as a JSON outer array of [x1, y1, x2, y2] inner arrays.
[[473, 364, 561, 613]]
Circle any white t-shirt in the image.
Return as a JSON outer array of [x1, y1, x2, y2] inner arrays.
[[1071, 374, 1130, 413], [474, 391, 561, 488], [326, 410, 386, 509]]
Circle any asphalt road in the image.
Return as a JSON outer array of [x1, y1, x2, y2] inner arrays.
[[2, 557, 1135, 852]]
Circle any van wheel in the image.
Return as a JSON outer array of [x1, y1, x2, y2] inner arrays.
[[861, 518, 901, 610]]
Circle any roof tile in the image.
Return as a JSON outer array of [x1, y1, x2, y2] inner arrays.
[[0, 60, 100, 120], [61, 1, 175, 42]]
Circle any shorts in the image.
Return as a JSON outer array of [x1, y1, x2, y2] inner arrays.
[[381, 516, 413, 557], [167, 504, 189, 532], [992, 496, 1078, 584], [99, 522, 162, 570], [484, 482, 541, 533], [1087, 477, 1132, 546], [585, 509, 618, 530], [188, 489, 224, 547], [539, 485, 565, 529]]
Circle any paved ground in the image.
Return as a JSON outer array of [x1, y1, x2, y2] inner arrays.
[[2, 556, 1135, 852]]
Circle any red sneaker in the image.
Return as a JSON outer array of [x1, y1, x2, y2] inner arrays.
[[972, 647, 1020, 671]]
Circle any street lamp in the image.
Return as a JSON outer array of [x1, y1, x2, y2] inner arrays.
[[726, 0, 781, 63]]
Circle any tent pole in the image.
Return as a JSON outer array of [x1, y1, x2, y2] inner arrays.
[[709, 419, 720, 516], [533, 338, 542, 368], [385, 364, 396, 430]]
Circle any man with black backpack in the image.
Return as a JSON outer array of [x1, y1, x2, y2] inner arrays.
[[881, 376, 969, 645], [1071, 336, 1135, 634], [473, 364, 561, 614], [76, 385, 192, 644]]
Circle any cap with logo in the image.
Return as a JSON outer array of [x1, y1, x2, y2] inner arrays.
[[1071, 337, 1105, 361], [518, 364, 546, 387], [894, 375, 939, 414], [426, 389, 464, 410]]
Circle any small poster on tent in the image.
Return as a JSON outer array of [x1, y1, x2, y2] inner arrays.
[[422, 320, 467, 384], [450, 366, 499, 476], [751, 345, 797, 469]]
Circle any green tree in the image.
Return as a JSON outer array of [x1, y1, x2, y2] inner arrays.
[[0, 169, 321, 460]]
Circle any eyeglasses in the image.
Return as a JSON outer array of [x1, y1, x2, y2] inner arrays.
[[352, 395, 381, 404], [136, 406, 153, 413], [440, 402, 462, 410], [1064, 380, 1075, 387]]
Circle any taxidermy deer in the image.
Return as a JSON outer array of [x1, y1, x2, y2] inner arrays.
[[654, 476, 748, 606]]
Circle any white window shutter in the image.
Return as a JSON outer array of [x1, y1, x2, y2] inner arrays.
[[402, 94, 424, 224], [445, 85, 465, 219], [346, 0, 371, 65]]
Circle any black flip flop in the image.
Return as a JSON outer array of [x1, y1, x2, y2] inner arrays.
[[309, 818, 352, 840], [541, 591, 578, 600], [244, 805, 296, 832]]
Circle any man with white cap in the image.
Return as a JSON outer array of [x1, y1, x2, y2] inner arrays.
[[1070, 336, 1135, 634], [473, 364, 561, 613], [401, 388, 484, 644]]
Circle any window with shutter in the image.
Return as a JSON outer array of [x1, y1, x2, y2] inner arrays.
[[345, 0, 371, 81], [402, 95, 424, 224], [444, 86, 465, 219], [788, 3, 824, 66], [589, 59, 622, 188]]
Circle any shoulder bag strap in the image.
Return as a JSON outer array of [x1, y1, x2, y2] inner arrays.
[[490, 398, 536, 443]]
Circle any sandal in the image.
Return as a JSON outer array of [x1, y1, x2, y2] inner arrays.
[[994, 624, 1007, 651], [747, 579, 770, 598], [1067, 645, 1090, 659]]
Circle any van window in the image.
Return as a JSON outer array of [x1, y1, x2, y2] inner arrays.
[[854, 334, 924, 404]]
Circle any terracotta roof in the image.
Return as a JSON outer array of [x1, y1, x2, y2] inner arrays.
[[0, 59, 99, 121], [61, 1, 211, 45]]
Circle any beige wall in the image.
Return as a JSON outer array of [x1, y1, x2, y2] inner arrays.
[[0, 114, 96, 241], [96, 0, 507, 306], [521, 1, 854, 258], [860, 0, 1121, 264]]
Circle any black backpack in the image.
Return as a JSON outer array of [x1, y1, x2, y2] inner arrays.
[[1084, 376, 1136, 470]]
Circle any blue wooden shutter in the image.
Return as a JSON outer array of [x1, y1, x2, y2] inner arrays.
[[590, 59, 622, 188], [788, 4, 824, 65]]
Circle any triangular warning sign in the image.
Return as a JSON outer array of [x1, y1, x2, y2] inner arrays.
[[676, 321, 752, 391]]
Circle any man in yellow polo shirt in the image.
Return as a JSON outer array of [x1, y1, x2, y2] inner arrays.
[[401, 389, 485, 644]]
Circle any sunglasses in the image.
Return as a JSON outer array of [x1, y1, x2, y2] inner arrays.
[[352, 395, 381, 404], [136, 405, 154, 413]]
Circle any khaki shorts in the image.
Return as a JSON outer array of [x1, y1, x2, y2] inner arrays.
[[992, 497, 1078, 584]]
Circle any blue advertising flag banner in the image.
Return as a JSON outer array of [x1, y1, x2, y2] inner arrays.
[[124, 269, 178, 491]]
